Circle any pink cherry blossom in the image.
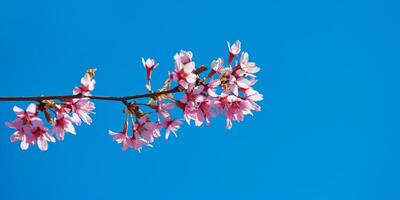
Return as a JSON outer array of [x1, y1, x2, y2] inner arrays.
[[134, 116, 160, 143], [130, 126, 153, 152], [180, 85, 205, 126], [9, 129, 30, 150], [155, 100, 174, 120], [68, 98, 95, 125], [239, 52, 260, 75], [170, 50, 197, 89], [162, 118, 182, 139], [142, 57, 159, 91], [212, 58, 224, 72], [240, 87, 263, 102], [7, 116, 55, 151], [206, 79, 221, 97], [215, 65, 253, 96], [52, 112, 76, 141], [14, 103, 36, 116], [227, 40, 241, 64], [218, 67, 240, 96], [208, 58, 224, 78], [178, 85, 217, 126], [198, 97, 217, 126], [109, 118, 132, 150], [109, 116, 155, 152], [5, 103, 42, 132], [217, 95, 260, 129], [73, 73, 96, 95], [27, 123, 55, 151], [228, 40, 241, 56], [142, 58, 158, 81]]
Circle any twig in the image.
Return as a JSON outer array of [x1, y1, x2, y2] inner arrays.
[[0, 86, 181, 102]]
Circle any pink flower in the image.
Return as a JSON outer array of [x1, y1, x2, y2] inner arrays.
[[142, 57, 159, 91], [9, 129, 30, 150], [155, 100, 174, 120], [217, 95, 260, 129], [141, 57, 158, 81], [240, 87, 263, 102], [218, 67, 240, 96], [238, 52, 260, 75], [8, 118, 55, 151], [131, 125, 152, 152], [170, 50, 197, 89], [217, 66, 253, 96], [175, 50, 193, 65], [73, 73, 96, 95], [162, 118, 182, 139], [109, 117, 154, 152], [5, 104, 42, 131], [228, 40, 241, 56], [179, 85, 217, 126], [227, 40, 241, 64], [27, 123, 55, 151], [108, 118, 132, 150], [180, 85, 206, 126], [207, 58, 224, 78], [14, 103, 36, 116], [5, 103, 56, 150], [211, 58, 224, 72], [134, 116, 160, 143], [198, 97, 217, 126], [52, 112, 76, 141], [68, 98, 95, 125], [131, 134, 152, 152], [206, 79, 221, 97]]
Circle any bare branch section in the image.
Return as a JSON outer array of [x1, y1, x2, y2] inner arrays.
[[0, 86, 180, 102]]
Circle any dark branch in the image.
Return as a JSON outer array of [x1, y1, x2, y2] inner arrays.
[[0, 86, 181, 102]]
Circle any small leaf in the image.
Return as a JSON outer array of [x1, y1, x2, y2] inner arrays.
[[44, 109, 54, 126], [193, 65, 208, 75], [86, 68, 97, 79], [147, 78, 171, 104]]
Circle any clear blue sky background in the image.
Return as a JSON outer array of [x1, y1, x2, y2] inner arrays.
[[0, 0, 399, 199]]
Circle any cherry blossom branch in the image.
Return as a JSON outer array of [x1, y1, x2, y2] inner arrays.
[[3, 40, 263, 152]]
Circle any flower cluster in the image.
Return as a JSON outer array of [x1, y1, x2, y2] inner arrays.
[[5, 70, 96, 151], [4, 40, 262, 152], [108, 40, 262, 151]]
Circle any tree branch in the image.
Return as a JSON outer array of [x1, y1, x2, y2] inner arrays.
[[0, 86, 181, 102]]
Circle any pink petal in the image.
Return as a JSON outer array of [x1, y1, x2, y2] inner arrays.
[[192, 86, 203, 96], [165, 128, 171, 139], [13, 106, 24, 117], [73, 87, 82, 95], [81, 73, 91, 86], [240, 52, 249, 65], [183, 62, 195, 74], [26, 103, 37, 115], [226, 119, 232, 130], [31, 117, 43, 127], [37, 137, 48, 151], [64, 123, 76, 135], [185, 73, 197, 83], [237, 78, 251, 89], [72, 113, 82, 126], [20, 137, 29, 150]]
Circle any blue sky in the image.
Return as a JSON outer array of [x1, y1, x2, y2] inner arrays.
[[0, 0, 399, 199]]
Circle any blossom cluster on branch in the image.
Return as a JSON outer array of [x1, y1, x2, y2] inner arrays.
[[3, 40, 263, 152]]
